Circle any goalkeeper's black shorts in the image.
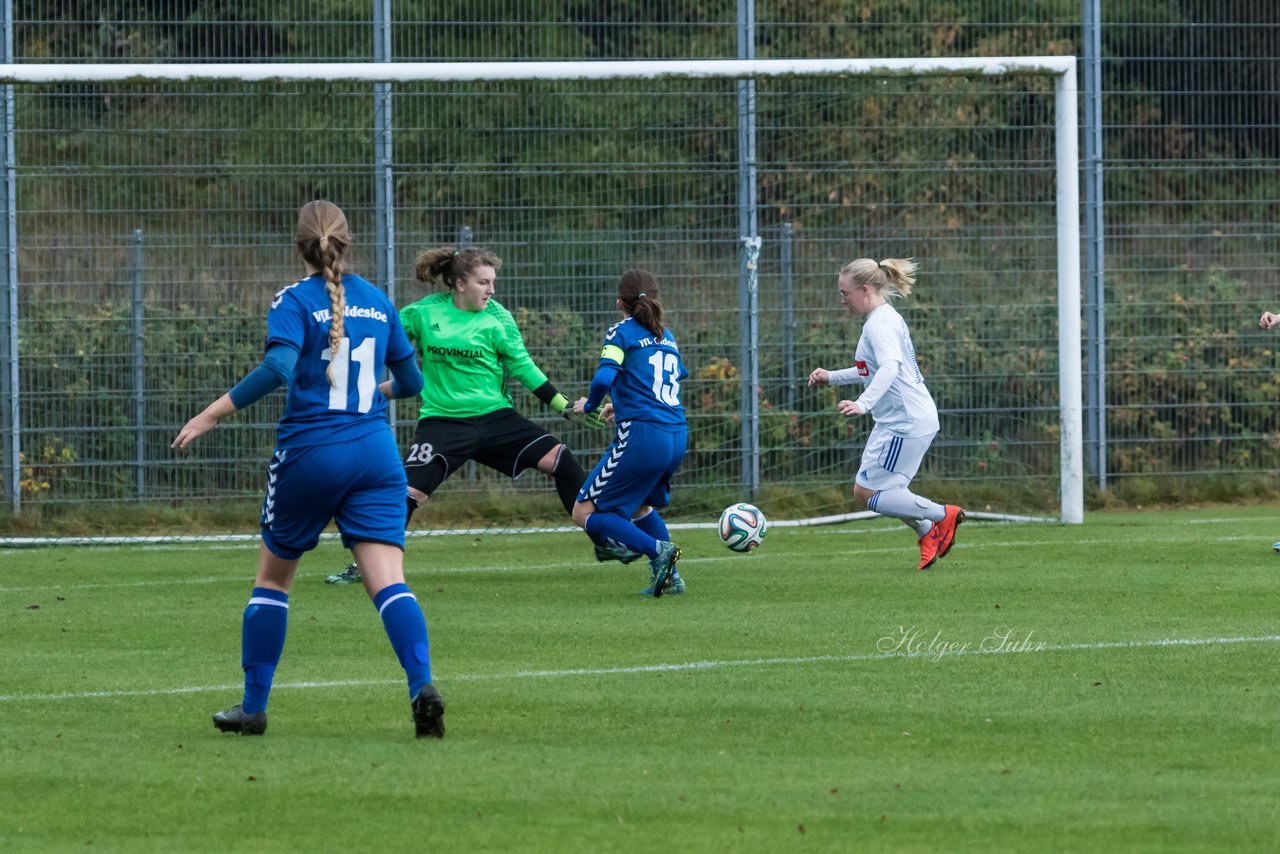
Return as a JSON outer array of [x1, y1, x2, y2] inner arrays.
[[403, 407, 562, 497]]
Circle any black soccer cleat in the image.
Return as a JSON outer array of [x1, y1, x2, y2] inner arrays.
[[212, 704, 268, 736], [325, 563, 362, 585], [412, 684, 446, 739], [594, 542, 644, 565]]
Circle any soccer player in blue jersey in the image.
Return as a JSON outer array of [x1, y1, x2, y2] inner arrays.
[[172, 200, 445, 738], [570, 270, 690, 597]]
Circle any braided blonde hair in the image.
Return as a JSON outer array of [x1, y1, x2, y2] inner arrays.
[[295, 200, 352, 384]]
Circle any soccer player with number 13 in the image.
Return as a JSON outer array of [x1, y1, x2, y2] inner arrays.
[[571, 270, 690, 597]]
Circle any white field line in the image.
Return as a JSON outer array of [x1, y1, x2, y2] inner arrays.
[[0, 510, 1269, 549], [0, 533, 1268, 595], [1, 634, 1276, 704], [0, 528, 891, 556], [1186, 517, 1272, 525]]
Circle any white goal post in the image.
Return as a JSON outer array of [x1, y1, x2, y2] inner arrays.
[[0, 57, 1083, 527]]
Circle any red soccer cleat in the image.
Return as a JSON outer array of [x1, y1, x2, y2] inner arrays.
[[917, 527, 941, 571], [917, 505, 966, 571], [935, 505, 966, 561]]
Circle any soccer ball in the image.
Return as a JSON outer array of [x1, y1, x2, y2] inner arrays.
[[719, 503, 767, 552]]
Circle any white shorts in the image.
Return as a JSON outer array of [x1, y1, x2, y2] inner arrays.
[[856, 423, 937, 492]]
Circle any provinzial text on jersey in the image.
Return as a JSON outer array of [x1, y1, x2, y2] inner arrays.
[[422, 344, 484, 359], [310, 305, 390, 323]]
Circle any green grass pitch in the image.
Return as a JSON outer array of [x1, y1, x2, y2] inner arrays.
[[3, 506, 1279, 852]]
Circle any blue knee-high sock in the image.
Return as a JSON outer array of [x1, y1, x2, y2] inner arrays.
[[632, 508, 670, 544], [374, 583, 432, 700], [585, 511, 659, 559], [241, 587, 288, 715]]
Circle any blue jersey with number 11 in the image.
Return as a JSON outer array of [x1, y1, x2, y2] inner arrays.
[[599, 317, 688, 427], [266, 273, 414, 448]]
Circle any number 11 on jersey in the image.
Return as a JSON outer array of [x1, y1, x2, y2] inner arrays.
[[321, 336, 377, 413]]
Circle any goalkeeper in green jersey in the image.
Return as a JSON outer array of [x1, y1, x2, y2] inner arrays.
[[327, 245, 635, 584]]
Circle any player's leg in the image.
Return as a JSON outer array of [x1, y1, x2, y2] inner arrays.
[[629, 425, 685, 549], [854, 427, 964, 570], [570, 496, 654, 569], [215, 447, 330, 735], [403, 417, 471, 525], [631, 505, 667, 540], [632, 502, 688, 595], [534, 442, 583, 514], [212, 545, 301, 735], [332, 418, 465, 586], [575, 422, 683, 596], [352, 541, 443, 739], [573, 423, 661, 558], [476, 409, 633, 561], [635, 427, 687, 595], [541, 442, 642, 564], [338, 430, 444, 738]]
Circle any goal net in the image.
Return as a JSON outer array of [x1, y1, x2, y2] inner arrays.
[[0, 58, 1081, 545]]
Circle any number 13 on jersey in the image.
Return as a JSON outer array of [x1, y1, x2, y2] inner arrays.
[[648, 351, 681, 405]]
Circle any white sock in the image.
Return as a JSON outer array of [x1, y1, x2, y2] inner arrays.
[[868, 488, 946, 525], [903, 518, 933, 539]]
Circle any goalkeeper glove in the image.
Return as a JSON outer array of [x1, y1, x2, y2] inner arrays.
[[550, 392, 593, 427], [551, 392, 608, 430]]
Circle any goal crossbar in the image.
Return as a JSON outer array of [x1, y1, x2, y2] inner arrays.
[[0, 57, 1076, 84]]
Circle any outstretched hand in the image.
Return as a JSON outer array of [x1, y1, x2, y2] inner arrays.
[[571, 397, 610, 429], [172, 411, 219, 450], [1261, 311, 1280, 330], [172, 393, 236, 450], [836, 399, 865, 417], [808, 367, 830, 387]]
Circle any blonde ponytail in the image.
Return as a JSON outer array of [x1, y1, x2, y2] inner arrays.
[[839, 257, 918, 303]]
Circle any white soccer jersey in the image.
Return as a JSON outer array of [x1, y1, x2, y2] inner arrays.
[[846, 303, 939, 436]]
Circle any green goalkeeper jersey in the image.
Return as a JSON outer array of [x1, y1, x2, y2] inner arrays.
[[399, 293, 550, 419]]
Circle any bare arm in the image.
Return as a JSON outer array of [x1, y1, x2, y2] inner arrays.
[[172, 393, 237, 449]]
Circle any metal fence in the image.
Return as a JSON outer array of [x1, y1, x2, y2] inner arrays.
[[1, 2, 1278, 535]]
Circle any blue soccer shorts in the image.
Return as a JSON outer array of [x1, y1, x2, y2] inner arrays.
[[577, 420, 687, 516], [260, 427, 408, 560]]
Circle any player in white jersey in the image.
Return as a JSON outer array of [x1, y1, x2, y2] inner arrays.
[[809, 257, 965, 571]]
